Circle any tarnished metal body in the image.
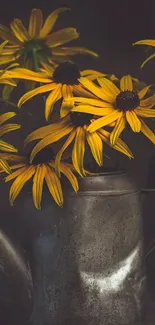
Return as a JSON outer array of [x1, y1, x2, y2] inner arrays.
[[25, 173, 145, 325], [0, 231, 32, 324]]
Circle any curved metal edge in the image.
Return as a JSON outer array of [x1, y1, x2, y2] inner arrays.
[[68, 190, 140, 197]]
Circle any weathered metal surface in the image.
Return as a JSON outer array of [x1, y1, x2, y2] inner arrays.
[[23, 173, 145, 325], [0, 231, 32, 324]]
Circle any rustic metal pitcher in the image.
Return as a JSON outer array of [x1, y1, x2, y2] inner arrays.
[[21, 172, 146, 325]]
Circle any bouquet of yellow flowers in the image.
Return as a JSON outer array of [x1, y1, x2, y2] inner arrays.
[[0, 7, 154, 209]]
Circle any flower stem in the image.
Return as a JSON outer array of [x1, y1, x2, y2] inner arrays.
[[32, 49, 39, 72], [32, 49, 46, 104]]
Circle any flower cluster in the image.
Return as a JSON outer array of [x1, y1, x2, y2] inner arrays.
[[0, 7, 154, 209]]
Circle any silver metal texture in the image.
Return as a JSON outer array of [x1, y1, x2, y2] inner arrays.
[[0, 231, 32, 324], [25, 172, 146, 325]]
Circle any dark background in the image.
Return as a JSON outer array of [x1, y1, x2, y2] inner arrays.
[[0, 0, 155, 187]]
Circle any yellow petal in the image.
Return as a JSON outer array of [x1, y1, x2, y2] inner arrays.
[[0, 153, 26, 162], [96, 128, 110, 142], [0, 44, 20, 55], [8, 165, 35, 205], [138, 85, 151, 99], [30, 124, 73, 163], [25, 117, 69, 144], [87, 74, 106, 81], [73, 84, 97, 98], [1, 62, 19, 72], [72, 104, 113, 116], [40, 61, 54, 74], [25, 124, 59, 144], [60, 162, 79, 192], [135, 107, 155, 117], [0, 158, 11, 174], [52, 46, 98, 57], [46, 28, 79, 47], [39, 8, 69, 38], [10, 19, 29, 42], [140, 53, 155, 68], [110, 74, 119, 82], [70, 96, 112, 107], [87, 111, 121, 133], [110, 114, 125, 145], [8, 163, 27, 171], [0, 163, 26, 175], [140, 93, 155, 108], [126, 111, 141, 132], [0, 54, 20, 65], [45, 165, 63, 206], [81, 70, 104, 77], [45, 84, 62, 120], [79, 77, 113, 102], [55, 129, 76, 176], [32, 164, 46, 209], [0, 78, 17, 86], [18, 83, 57, 108], [7, 68, 51, 82], [60, 84, 73, 117], [28, 9, 43, 38], [140, 119, 155, 144], [72, 127, 86, 177], [98, 129, 133, 158], [133, 39, 155, 47], [131, 77, 139, 83], [0, 112, 16, 125], [0, 24, 21, 45], [5, 165, 27, 181], [86, 131, 103, 166], [0, 123, 20, 137], [120, 75, 133, 91], [81, 70, 106, 81], [0, 40, 8, 53], [0, 140, 18, 153], [113, 138, 134, 158], [97, 77, 120, 100]]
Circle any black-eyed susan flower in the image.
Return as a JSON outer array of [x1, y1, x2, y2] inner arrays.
[[0, 112, 20, 173], [24, 113, 133, 178], [68, 75, 155, 145], [7, 62, 105, 120], [133, 39, 155, 68], [0, 8, 98, 69], [3, 146, 79, 209]]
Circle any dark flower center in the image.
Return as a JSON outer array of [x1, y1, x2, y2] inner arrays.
[[21, 39, 52, 60], [28, 146, 54, 165], [70, 112, 93, 127], [115, 90, 140, 111], [53, 62, 81, 84]]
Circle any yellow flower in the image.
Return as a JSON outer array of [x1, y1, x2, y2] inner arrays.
[[24, 113, 133, 178], [0, 8, 98, 68], [69, 75, 155, 145], [7, 62, 105, 120], [0, 41, 18, 87], [133, 39, 155, 68], [3, 146, 79, 209], [0, 112, 20, 173]]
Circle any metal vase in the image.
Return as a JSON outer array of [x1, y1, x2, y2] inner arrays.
[[20, 172, 146, 325]]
